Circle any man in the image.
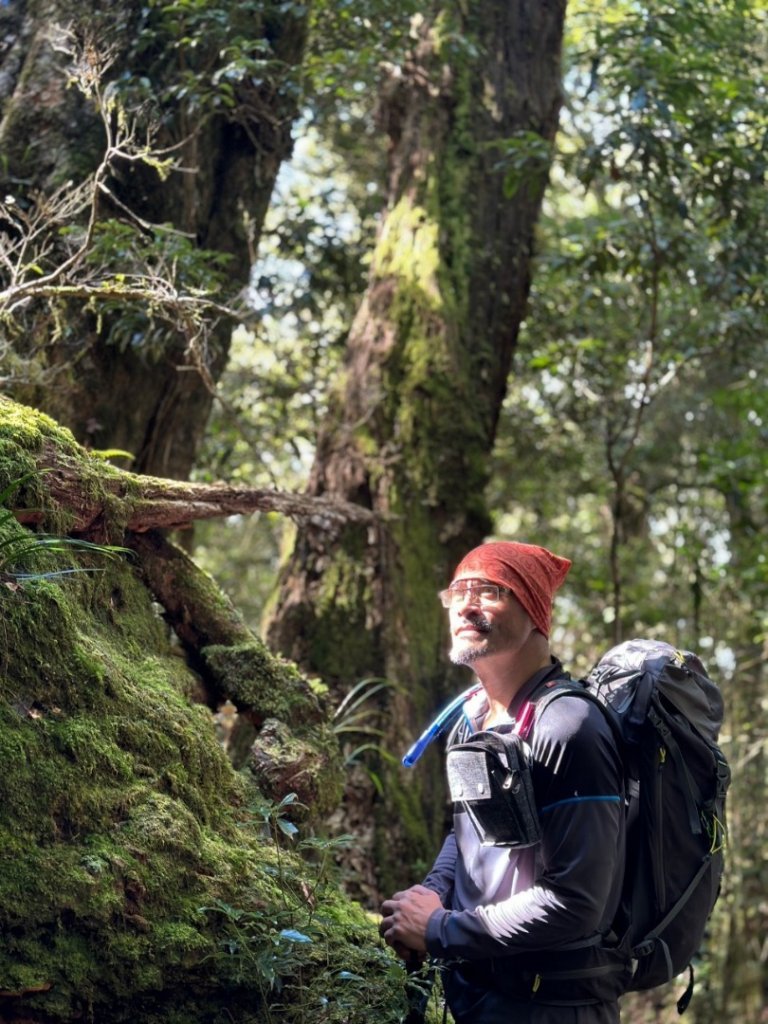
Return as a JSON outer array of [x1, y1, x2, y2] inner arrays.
[[380, 541, 627, 1023]]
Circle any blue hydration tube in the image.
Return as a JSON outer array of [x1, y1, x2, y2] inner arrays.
[[402, 683, 483, 767]]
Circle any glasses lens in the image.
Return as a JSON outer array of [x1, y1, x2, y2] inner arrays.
[[438, 583, 501, 607]]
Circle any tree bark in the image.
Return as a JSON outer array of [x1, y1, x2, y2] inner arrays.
[[0, 0, 307, 479], [267, 0, 567, 899], [8, 434, 376, 537]]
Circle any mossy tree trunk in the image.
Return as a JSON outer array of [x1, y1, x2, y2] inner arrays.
[[0, 398, 415, 1023], [0, 0, 306, 479], [267, 0, 567, 899]]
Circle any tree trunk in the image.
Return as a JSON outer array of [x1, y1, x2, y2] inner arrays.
[[0, 0, 306, 479], [714, 645, 767, 1023], [0, 403, 410, 1024], [267, 0, 567, 899]]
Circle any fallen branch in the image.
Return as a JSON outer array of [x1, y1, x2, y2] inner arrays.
[[126, 528, 253, 652], [11, 440, 376, 537], [127, 477, 376, 531]]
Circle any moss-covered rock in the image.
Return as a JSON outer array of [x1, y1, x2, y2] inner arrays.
[[0, 399, 410, 1023]]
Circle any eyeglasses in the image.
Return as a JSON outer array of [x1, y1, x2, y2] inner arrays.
[[438, 583, 509, 609]]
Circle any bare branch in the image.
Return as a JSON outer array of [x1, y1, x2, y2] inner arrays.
[[0, 26, 241, 385]]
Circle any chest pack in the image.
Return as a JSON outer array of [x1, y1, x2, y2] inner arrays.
[[445, 726, 541, 848]]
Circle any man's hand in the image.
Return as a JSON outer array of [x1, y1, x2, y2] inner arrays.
[[379, 885, 443, 955]]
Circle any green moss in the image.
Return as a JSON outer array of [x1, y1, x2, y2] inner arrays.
[[0, 395, 81, 458], [53, 716, 136, 778], [202, 640, 322, 721], [0, 400, 408, 1022], [201, 640, 344, 818], [373, 197, 442, 303], [0, 397, 143, 539], [300, 531, 381, 683]]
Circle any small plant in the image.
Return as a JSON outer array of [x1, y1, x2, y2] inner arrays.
[[333, 677, 399, 794], [201, 798, 412, 1023], [245, 791, 304, 844], [0, 472, 131, 582]]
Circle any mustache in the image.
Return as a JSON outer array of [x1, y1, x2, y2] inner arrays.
[[462, 612, 491, 633]]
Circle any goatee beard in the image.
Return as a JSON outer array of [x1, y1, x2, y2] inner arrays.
[[449, 614, 491, 665], [450, 645, 484, 665]]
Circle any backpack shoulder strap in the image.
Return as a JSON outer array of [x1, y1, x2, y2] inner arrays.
[[516, 676, 601, 740]]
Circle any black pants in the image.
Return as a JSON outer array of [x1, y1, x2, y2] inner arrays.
[[443, 968, 620, 1024]]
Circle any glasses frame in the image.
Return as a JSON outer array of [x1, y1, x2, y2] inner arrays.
[[438, 582, 510, 609]]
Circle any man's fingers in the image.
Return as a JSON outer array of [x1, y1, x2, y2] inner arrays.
[[379, 886, 437, 957], [381, 886, 433, 917], [382, 924, 418, 962], [379, 905, 396, 925]]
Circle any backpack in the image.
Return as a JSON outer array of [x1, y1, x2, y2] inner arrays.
[[531, 638, 730, 1012]]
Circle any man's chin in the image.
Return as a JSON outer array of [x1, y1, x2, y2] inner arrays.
[[449, 642, 485, 666]]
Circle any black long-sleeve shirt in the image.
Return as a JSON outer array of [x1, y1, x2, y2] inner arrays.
[[423, 660, 625, 961]]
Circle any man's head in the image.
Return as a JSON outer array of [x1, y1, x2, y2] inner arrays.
[[441, 541, 571, 667]]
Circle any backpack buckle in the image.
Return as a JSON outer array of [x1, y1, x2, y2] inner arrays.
[[633, 939, 655, 958], [715, 759, 731, 799]]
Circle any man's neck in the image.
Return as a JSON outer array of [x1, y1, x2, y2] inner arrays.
[[474, 635, 552, 725]]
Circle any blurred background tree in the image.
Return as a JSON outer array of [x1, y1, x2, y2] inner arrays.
[[0, 0, 310, 478]]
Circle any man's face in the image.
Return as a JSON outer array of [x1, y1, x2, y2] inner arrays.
[[446, 576, 536, 666]]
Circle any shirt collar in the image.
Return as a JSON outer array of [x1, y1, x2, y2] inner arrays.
[[462, 657, 566, 733]]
